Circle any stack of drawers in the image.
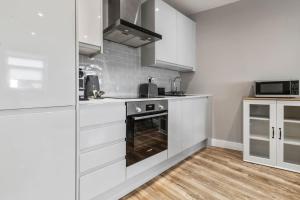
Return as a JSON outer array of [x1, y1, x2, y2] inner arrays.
[[79, 102, 126, 200]]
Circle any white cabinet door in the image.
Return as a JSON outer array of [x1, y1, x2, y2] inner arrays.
[[0, 108, 75, 200], [243, 100, 277, 166], [276, 101, 300, 172], [168, 99, 183, 158], [78, 0, 103, 53], [176, 12, 196, 70], [193, 97, 208, 144], [0, 0, 75, 110], [181, 98, 208, 150], [155, 0, 177, 64]]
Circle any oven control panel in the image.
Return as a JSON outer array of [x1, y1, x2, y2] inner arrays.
[[127, 100, 168, 116]]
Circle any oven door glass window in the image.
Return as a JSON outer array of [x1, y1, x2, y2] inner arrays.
[[126, 112, 168, 167]]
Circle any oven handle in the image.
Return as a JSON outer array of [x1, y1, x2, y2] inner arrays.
[[133, 112, 168, 121]]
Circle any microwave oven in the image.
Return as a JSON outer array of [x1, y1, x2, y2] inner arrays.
[[255, 80, 299, 97]]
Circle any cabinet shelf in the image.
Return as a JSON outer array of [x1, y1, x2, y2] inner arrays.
[[250, 134, 269, 142], [284, 119, 300, 124], [250, 117, 269, 121], [284, 137, 300, 146]]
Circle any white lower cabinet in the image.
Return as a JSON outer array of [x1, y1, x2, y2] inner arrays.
[[0, 108, 75, 200], [244, 99, 300, 172], [168, 97, 209, 158], [79, 102, 126, 200], [80, 160, 126, 200]]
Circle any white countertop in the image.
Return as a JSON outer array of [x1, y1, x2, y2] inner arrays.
[[79, 94, 211, 105]]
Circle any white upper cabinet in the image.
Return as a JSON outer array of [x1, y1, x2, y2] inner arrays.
[[0, 0, 75, 110], [78, 0, 103, 55], [176, 12, 196, 70], [155, 0, 177, 64], [141, 0, 196, 72]]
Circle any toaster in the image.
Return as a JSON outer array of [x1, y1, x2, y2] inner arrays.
[[139, 78, 158, 98]]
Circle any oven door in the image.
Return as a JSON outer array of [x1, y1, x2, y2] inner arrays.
[[256, 81, 292, 96], [126, 112, 168, 167]]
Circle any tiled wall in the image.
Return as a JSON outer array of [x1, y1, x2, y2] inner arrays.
[[79, 40, 180, 97]]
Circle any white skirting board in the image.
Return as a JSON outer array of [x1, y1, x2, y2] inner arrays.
[[209, 138, 243, 151], [93, 141, 207, 200]]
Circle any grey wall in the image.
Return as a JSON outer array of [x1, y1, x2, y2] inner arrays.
[[80, 41, 179, 97], [182, 0, 300, 143]]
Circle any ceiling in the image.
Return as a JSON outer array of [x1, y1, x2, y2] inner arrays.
[[163, 0, 240, 15]]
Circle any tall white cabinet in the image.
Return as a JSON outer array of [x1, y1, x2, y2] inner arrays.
[[0, 0, 76, 199], [141, 0, 197, 72], [0, 0, 76, 110], [244, 99, 300, 173]]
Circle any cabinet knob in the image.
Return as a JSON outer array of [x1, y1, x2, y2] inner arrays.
[[136, 107, 142, 113]]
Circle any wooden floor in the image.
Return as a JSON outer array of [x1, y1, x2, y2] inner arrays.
[[121, 147, 300, 200]]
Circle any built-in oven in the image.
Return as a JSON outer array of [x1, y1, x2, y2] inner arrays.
[[126, 100, 168, 167]]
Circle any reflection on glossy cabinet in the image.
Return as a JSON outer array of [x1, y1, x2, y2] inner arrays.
[[243, 99, 300, 173], [0, 0, 76, 110], [78, 0, 103, 55]]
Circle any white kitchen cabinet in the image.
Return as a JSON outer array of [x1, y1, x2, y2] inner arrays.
[[168, 97, 208, 158], [0, 0, 75, 110], [78, 0, 103, 55], [141, 0, 196, 72], [80, 160, 126, 200], [182, 97, 208, 150], [168, 99, 183, 158], [154, 0, 177, 64], [79, 102, 126, 199], [244, 99, 300, 172], [176, 12, 196, 70], [0, 108, 75, 200]]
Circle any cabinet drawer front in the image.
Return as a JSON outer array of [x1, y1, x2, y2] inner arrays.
[[80, 103, 125, 127], [80, 122, 125, 150], [80, 142, 125, 173], [80, 160, 126, 200]]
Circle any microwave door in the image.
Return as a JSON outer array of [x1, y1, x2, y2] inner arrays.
[[257, 81, 291, 95]]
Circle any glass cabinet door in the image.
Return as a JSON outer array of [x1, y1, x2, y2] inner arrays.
[[243, 100, 277, 166], [277, 101, 300, 172]]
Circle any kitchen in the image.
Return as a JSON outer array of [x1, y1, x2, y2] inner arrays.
[[1, 0, 300, 200]]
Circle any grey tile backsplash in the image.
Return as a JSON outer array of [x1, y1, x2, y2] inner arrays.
[[79, 40, 180, 97]]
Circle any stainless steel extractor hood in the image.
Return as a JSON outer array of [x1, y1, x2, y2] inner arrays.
[[104, 0, 162, 48]]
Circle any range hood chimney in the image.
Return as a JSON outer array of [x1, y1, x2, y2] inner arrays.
[[104, 0, 162, 48]]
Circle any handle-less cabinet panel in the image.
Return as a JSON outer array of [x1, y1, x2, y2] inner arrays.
[[168, 99, 183, 158], [168, 97, 209, 158], [0, 108, 75, 200], [0, 0, 75, 110], [155, 0, 177, 64], [243, 100, 277, 166], [277, 101, 300, 172], [78, 0, 103, 55], [80, 160, 126, 200], [141, 0, 196, 72], [176, 12, 196, 70]]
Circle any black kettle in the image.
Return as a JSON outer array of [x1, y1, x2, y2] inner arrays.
[[84, 75, 104, 99]]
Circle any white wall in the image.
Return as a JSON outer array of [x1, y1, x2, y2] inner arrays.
[[182, 0, 300, 143]]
